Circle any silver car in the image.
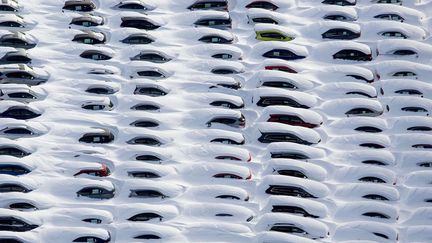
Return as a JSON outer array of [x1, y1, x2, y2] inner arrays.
[[0, 64, 49, 85]]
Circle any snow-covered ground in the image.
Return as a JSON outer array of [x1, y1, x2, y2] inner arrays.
[[0, 0, 432, 242]]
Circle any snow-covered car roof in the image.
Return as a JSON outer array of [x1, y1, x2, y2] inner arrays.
[[334, 221, 398, 242], [185, 184, 249, 201], [335, 183, 399, 201], [313, 81, 377, 99], [359, 4, 424, 22], [328, 133, 391, 149], [193, 144, 251, 162], [191, 162, 251, 178], [327, 116, 387, 132], [337, 166, 396, 184], [182, 202, 254, 222], [126, 180, 184, 197], [319, 98, 383, 117], [188, 129, 245, 144], [361, 20, 426, 40]]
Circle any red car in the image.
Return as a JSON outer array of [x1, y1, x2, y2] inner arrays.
[[74, 164, 111, 177], [265, 65, 297, 73]]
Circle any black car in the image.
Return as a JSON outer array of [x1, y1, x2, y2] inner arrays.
[[9, 202, 38, 211], [131, 103, 160, 111], [0, 146, 30, 158], [128, 171, 161, 178], [390, 50, 417, 56], [381, 31, 407, 39], [0, 164, 31, 176], [355, 126, 382, 133], [82, 218, 102, 224], [188, 0, 228, 11], [249, 17, 278, 24], [0, 238, 25, 243], [322, 0, 356, 5], [76, 187, 114, 199], [70, 15, 104, 27], [258, 132, 315, 145], [121, 33, 154, 44], [194, 18, 232, 30], [269, 224, 318, 239], [72, 32, 106, 45], [0, 183, 31, 193], [211, 138, 244, 145], [114, 1, 150, 10], [134, 87, 167, 97], [134, 234, 161, 240], [3, 127, 35, 139], [374, 13, 404, 22], [82, 100, 113, 110], [206, 114, 245, 128], [80, 50, 112, 60], [270, 152, 309, 160], [359, 176, 386, 183], [211, 53, 233, 59], [345, 108, 382, 117], [0, 1, 19, 12], [0, 107, 40, 120], [129, 189, 168, 199], [86, 86, 117, 95], [210, 100, 244, 109], [0, 32, 36, 49], [127, 137, 162, 146], [363, 194, 389, 201], [245, 1, 278, 10], [130, 51, 171, 63], [0, 217, 38, 232], [211, 67, 240, 75], [262, 49, 306, 61], [199, 35, 233, 44], [135, 154, 162, 162], [128, 212, 163, 221], [261, 80, 297, 89], [135, 69, 166, 79], [0, 50, 31, 64], [277, 169, 307, 178], [333, 49, 372, 61], [73, 236, 110, 243], [322, 28, 360, 40], [257, 96, 309, 108], [120, 17, 160, 30], [63, 0, 96, 12], [79, 130, 114, 144], [272, 205, 319, 218], [265, 185, 317, 198], [324, 14, 355, 21], [130, 120, 159, 128]]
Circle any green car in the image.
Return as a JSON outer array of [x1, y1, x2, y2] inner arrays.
[[255, 30, 294, 41]]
